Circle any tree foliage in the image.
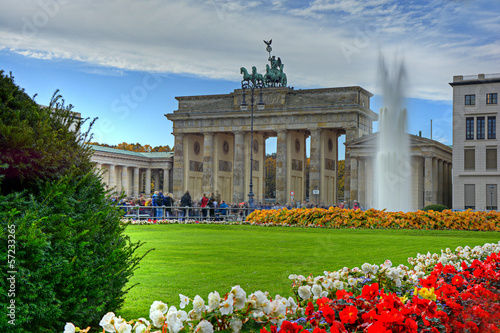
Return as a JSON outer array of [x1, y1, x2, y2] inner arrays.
[[0, 71, 95, 195], [337, 160, 345, 200], [0, 71, 145, 331], [88, 141, 172, 152], [265, 154, 276, 198]]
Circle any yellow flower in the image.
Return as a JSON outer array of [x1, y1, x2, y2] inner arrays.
[[415, 287, 437, 301]]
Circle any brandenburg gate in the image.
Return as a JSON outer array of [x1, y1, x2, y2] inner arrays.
[[166, 42, 377, 205]]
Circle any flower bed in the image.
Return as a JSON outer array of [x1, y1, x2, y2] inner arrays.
[[64, 242, 500, 333], [246, 208, 500, 231]]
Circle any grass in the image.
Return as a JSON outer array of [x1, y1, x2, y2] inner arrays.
[[118, 224, 500, 320]]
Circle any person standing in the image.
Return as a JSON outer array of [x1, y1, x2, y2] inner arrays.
[[214, 190, 221, 206], [180, 190, 192, 220], [200, 193, 209, 218], [163, 193, 173, 218]]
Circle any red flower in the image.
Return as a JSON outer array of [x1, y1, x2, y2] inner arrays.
[[361, 309, 379, 324], [367, 321, 390, 333], [404, 318, 418, 333], [339, 305, 358, 325], [312, 327, 327, 333], [321, 305, 336, 324], [361, 283, 380, 301], [305, 302, 315, 318], [336, 289, 352, 300], [330, 321, 347, 333], [280, 321, 303, 333], [451, 274, 465, 287], [316, 297, 331, 307]]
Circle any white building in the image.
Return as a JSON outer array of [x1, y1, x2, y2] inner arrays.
[[450, 74, 499, 210]]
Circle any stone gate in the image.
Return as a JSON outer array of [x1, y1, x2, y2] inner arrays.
[[166, 86, 377, 205]]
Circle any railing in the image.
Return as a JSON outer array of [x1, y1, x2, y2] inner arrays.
[[119, 205, 260, 221]]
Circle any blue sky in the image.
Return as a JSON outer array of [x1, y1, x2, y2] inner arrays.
[[1, 0, 499, 158]]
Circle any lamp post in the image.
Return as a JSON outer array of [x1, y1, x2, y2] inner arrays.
[[489, 185, 494, 210], [240, 86, 264, 207]]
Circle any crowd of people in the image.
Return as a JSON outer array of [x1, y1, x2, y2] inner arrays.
[[113, 190, 362, 220]]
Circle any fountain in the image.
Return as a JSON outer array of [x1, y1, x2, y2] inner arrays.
[[373, 56, 413, 211]]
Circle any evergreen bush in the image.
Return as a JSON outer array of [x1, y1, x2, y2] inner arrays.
[[421, 204, 448, 212], [0, 71, 147, 332]]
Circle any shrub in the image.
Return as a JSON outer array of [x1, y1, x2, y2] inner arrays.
[[422, 204, 448, 212], [0, 71, 147, 332], [0, 70, 95, 195]]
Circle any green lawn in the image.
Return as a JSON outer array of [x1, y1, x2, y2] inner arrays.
[[118, 224, 500, 320]]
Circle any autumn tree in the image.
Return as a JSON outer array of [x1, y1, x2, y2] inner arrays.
[[88, 141, 172, 152], [265, 153, 276, 198], [338, 160, 345, 200]]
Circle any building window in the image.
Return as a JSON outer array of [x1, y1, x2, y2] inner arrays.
[[488, 116, 496, 139], [466, 117, 474, 140], [486, 93, 498, 104], [486, 184, 497, 210], [465, 94, 476, 105], [464, 184, 475, 210], [464, 149, 475, 170], [486, 149, 497, 170], [477, 117, 485, 140]]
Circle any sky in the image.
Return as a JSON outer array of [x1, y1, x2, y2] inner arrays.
[[1, 0, 499, 159]]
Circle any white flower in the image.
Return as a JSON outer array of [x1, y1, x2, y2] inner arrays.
[[230, 319, 243, 333], [370, 265, 379, 274], [179, 294, 190, 309], [231, 285, 247, 309], [188, 309, 202, 321], [220, 294, 234, 315], [298, 285, 312, 300], [64, 323, 76, 333], [193, 295, 206, 313], [195, 320, 214, 333], [176, 310, 188, 322], [150, 301, 168, 315], [312, 284, 322, 297], [348, 277, 358, 286], [333, 280, 344, 290], [150, 309, 166, 328], [100, 312, 125, 332], [208, 291, 221, 310], [117, 322, 132, 333], [361, 263, 372, 274], [133, 318, 150, 333], [288, 297, 298, 313]]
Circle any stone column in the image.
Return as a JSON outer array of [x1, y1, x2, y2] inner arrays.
[[365, 158, 373, 209], [163, 166, 171, 194], [233, 131, 245, 203], [443, 161, 449, 208], [133, 168, 140, 198], [153, 169, 160, 192], [309, 129, 321, 202], [350, 158, 358, 204], [424, 156, 433, 206], [449, 162, 453, 208], [358, 158, 366, 207], [438, 159, 444, 205], [276, 130, 288, 205], [432, 158, 438, 204], [203, 132, 214, 194], [173, 134, 184, 199], [122, 167, 129, 197], [115, 166, 122, 195], [145, 168, 152, 196], [108, 164, 116, 193], [344, 127, 359, 206]]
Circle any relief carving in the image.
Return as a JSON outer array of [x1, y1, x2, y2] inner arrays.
[[189, 160, 203, 172]]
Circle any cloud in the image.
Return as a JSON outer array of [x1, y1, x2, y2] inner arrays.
[[0, 0, 498, 101]]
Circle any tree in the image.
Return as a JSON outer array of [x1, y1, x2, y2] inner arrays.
[[0, 71, 95, 194], [0, 71, 145, 331], [88, 141, 172, 152], [338, 160, 345, 200], [265, 154, 276, 198]]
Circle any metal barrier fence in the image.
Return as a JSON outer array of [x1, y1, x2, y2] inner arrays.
[[119, 205, 260, 221]]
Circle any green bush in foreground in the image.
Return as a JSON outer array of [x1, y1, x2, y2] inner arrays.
[[0, 71, 147, 332], [422, 204, 449, 212], [0, 174, 146, 331]]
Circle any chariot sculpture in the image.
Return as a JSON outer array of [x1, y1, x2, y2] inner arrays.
[[240, 40, 288, 89]]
